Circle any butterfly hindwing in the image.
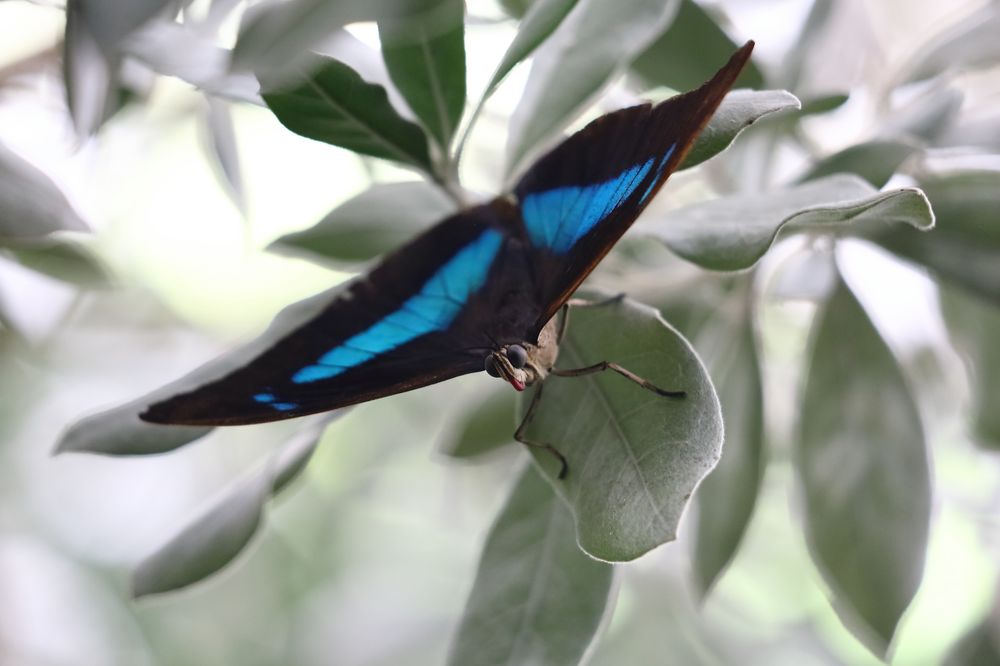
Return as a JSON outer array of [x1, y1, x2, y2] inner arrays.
[[514, 41, 754, 331], [142, 206, 525, 426]]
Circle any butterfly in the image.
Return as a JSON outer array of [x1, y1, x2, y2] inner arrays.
[[142, 42, 755, 477]]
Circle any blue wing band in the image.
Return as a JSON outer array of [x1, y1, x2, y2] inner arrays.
[[520, 145, 675, 254], [290, 228, 504, 385]]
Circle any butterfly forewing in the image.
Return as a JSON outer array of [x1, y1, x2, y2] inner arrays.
[[514, 41, 754, 332], [142, 206, 530, 425]]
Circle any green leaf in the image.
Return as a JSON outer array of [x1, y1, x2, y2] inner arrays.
[[484, 0, 580, 98], [379, 0, 466, 149], [796, 140, 918, 189], [939, 286, 1000, 449], [644, 174, 934, 272], [630, 0, 762, 92], [56, 282, 346, 455], [797, 276, 930, 653], [902, 6, 1000, 84], [270, 181, 456, 265], [0, 140, 89, 241], [2, 235, 112, 288], [441, 388, 516, 458], [504, 0, 680, 179], [692, 298, 765, 594], [261, 55, 432, 171], [521, 297, 723, 561], [447, 464, 614, 666], [677, 90, 800, 171], [875, 170, 1000, 303], [132, 419, 327, 597]]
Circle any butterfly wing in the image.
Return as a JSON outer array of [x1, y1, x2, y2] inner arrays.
[[514, 41, 754, 332], [142, 205, 524, 426]]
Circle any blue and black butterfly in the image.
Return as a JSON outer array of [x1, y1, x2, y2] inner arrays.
[[142, 42, 754, 475]]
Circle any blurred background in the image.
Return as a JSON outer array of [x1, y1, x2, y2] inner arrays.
[[1, 0, 999, 664]]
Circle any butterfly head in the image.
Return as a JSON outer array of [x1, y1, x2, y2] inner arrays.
[[485, 344, 529, 391]]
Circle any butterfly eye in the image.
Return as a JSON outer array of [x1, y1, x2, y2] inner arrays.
[[485, 355, 501, 377], [507, 345, 527, 369]]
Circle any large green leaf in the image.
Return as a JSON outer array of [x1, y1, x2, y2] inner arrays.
[[939, 286, 1000, 449], [875, 170, 1000, 303], [520, 297, 723, 561], [796, 140, 918, 189], [270, 181, 457, 265], [55, 282, 347, 455], [797, 277, 930, 653], [504, 0, 680, 179], [644, 174, 934, 272], [0, 140, 89, 241], [132, 418, 327, 597], [379, 0, 466, 149], [677, 90, 800, 171], [630, 0, 762, 92], [261, 55, 432, 171], [447, 464, 614, 666], [692, 297, 765, 595], [902, 5, 1000, 84], [440, 388, 517, 459]]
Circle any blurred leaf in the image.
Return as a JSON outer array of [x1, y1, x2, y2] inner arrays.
[[882, 88, 963, 144], [483, 0, 580, 99], [796, 93, 850, 117], [677, 89, 800, 170], [0, 141, 89, 241], [631, 0, 762, 92], [645, 174, 934, 272], [902, 6, 1000, 84], [447, 464, 614, 666], [796, 140, 918, 189], [945, 617, 1000, 666], [132, 419, 327, 597], [379, 0, 466, 149], [939, 286, 1000, 449], [56, 281, 347, 455], [776, 0, 834, 89], [75, 0, 176, 52], [521, 297, 723, 561], [441, 388, 516, 458], [63, 2, 117, 137], [204, 97, 245, 213], [125, 21, 262, 104], [261, 55, 432, 171], [270, 181, 456, 264], [498, 0, 532, 18], [504, 0, 680, 178], [875, 170, 1000, 303], [797, 277, 930, 652], [2, 235, 111, 288], [692, 298, 765, 594]]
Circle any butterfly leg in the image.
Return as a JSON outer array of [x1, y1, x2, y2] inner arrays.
[[513, 381, 570, 480], [552, 362, 685, 398]]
